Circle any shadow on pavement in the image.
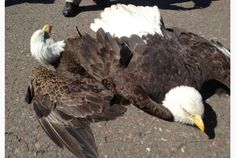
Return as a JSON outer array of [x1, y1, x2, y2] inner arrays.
[[200, 80, 230, 139], [5, 0, 55, 7], [203, 102, 217, 139], [60, 0, 215, 17], [119, 0, 213, 10]]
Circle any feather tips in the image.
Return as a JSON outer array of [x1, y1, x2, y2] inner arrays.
[[27, 65, 128, 158], [90, 4, 163, 38], [35, 108, 99, 158]]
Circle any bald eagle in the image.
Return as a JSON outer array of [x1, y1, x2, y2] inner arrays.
[[29, 23, 210, 131], [77, 4, 229, 129], [27, 4, 229, 157]]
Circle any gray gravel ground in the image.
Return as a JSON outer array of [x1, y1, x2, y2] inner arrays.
[[5, 0, 230, 157]]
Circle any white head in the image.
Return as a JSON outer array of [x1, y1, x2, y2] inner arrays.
[[162, 86, 205, 132], [30, 24, 65, 66]]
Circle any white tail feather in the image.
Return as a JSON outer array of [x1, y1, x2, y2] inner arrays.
[[90, 4, 163, 38]]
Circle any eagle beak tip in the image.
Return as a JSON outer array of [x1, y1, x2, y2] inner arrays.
[[42, 24, 52, 34], [194, 115, 205, 133]]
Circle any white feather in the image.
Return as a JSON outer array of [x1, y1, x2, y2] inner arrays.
[[30, 29, 65, 65], [90, 4, 163, 38], [162, 86, 204, 125]]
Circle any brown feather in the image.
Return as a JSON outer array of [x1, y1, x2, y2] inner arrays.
[[73, 28, 229, 121], [26, 65, 128, 158], [72, 29, 174, 120]]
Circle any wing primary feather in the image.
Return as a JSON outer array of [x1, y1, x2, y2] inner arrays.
[[66, 125, 99, 158], [75, 31, 113, 82], [38, 118, 65, 148], [32, 97, 99, 157], [35, 106, 99, 157]]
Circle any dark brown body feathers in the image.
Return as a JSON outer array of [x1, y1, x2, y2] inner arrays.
[[74, 28, 229, 121]]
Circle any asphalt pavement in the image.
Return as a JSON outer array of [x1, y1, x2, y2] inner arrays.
[[5, 0, 230, 157]]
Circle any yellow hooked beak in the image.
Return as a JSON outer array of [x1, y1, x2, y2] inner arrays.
[[42, 24, 52, 34], [187, 114, 205, 132]]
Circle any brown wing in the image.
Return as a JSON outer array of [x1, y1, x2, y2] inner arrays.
[[52, 79, 127, 120], [31, 65, 115, 118], [168, 28, 230, 87], [122, 34, 186, 101], [67, 29, 174, 121], [58, 89, 125, 118], [25, 81, 99, 158], [56, 36, 90, 78], [72, 29, 123, 83], [28, 66, 128, 157], [33, 99, 99, 158]]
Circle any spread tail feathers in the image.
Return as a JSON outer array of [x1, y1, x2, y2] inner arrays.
[[90, 4, 163, 38]]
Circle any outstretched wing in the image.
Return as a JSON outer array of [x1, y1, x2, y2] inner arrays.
[[167, 28, 230, 87], [27, 66, 128, 157], [65, 30, 175, 121], [33, 99, 99, 158]]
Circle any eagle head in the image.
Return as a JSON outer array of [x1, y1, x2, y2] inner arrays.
[[30, 24, 65, 66], [162, 86, 205, 132]]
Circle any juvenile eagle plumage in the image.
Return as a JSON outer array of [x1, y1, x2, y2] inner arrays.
[[25, 65, 128, 158]]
